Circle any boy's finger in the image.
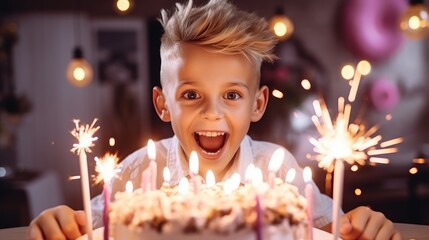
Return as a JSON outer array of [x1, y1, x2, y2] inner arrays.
[[75, 211, 87, 234], [57, 210, 83, 239], [28, 222, 43, 240], [37, 214, 67, 240]]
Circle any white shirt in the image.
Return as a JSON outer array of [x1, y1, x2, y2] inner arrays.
[[91, 135, 335, 229]]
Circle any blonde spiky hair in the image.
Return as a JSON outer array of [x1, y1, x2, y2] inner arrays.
[[159, 0, 277, 84]]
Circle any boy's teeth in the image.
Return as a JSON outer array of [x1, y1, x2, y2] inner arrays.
[[196, 131, 225, 137]]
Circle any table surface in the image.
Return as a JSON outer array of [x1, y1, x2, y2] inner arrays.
[[1, 223, 428, 240]]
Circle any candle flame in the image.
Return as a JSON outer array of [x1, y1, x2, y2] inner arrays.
[[70, 119, 99, 155], [245, 164, 255, 183], [147, 139, 156, 161], [285, 168, 296, 183], [268, 148, 285, 172], [163, 167, 171, 183], [303, 167, 312, 183], [189, 151, 199, 175], [125, 181, 133, 193], [223, 178, 233, 195], [252, 167, 264, 187], [206, 170, 216, 187], [94, 153, 120, 184], [178, 177, 190, 194], [230, 173, 241, 190]]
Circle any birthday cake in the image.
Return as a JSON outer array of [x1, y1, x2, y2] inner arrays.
[[109, 178, 310, 240]]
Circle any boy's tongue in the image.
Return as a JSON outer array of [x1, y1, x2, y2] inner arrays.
[[197, 135, 225, 153]]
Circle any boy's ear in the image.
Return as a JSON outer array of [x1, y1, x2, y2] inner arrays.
[[153, 86, 171, 122], [251, 85, 269, 122]]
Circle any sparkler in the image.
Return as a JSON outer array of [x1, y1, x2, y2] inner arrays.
[[307, 60, 403, 239], [94, 153, 120, 240], [70, 119, 100, 240]]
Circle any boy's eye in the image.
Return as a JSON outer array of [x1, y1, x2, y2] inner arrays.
[[224, 92, 241, 100], [183, 91, 200, 100]]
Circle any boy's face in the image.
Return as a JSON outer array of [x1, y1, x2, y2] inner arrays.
[[155, 43, 268, 177]]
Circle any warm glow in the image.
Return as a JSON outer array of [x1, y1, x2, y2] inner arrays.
[[272, 89, 284, 99], [385, 114, 392, 121], [147, 139, 156, 161], [163, 167, 171, 183], [301, 79, 311, 90], [252, 167, 264, 186], [341, 65, 355, 80], [357, 60, 371, 75], [109, 137, 115, 147], [178, 177, 190, 194], [285, 168, 296, 183], [125, 181, 133, 193], [189, 151, 199, 175], [206, 170, 216, 186], [351, 165, 359, 172], [354, 188, 362, 196], [303, 167, 312, 183], [269, 15, 294, 41], [413, 157, 426, 164], [94, 153, 120, 183], [116, 0, 130, 12], [369, 157, 390, 164], [223, 178, 233, 195], [67, 58, 93, 88], [245, 164, 255, 183], [409, 167, 418, 175], [268, 148, 285, 172], [400, 4, 429, 39]]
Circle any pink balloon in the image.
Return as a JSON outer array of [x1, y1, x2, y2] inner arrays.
[[341, 0, 406, 62], [369, 78, 400, 112]]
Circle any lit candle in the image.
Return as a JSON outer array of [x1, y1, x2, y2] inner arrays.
[[268, 148, 285, 187], [230, 173, 241, 191], [332, 160, 345, 240], [245, 163, 256, 184], [163, 167, 171, 187], [206, 169, 216, 187], [285, 168, 296, 183], [94, 153, 119, 240], [189, 151, 201, 193], [70, 119, 99, 240], [147, 139, 157, 191], [303, 167, 314, 240], [252, 167, 264, 189], [125, 180, 133, 193], [178, 177, 190, 195]]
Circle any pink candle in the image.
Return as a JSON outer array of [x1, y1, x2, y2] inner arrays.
[[103, 184, 110, 240], [303, 167, 313, 240], [255, 193, 263, 240]]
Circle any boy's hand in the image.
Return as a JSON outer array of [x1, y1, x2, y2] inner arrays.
[[28, 205, 86, 240], [340, 206, 402, 240]]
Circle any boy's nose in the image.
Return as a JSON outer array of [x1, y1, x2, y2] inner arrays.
[[201, 99, 224, 120]]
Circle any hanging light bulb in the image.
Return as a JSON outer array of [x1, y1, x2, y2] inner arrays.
[[269, 7, 294, 41], [400, 0, 429, 39], [66, 46, 93, 87], [115, 0, 134, 14]]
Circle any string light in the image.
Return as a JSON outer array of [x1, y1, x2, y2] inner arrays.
[[115, 0, 134, 15], [269, 7, 294, 41], [399, 0, 429, 39]]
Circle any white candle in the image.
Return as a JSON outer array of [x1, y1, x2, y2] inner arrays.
[[147, 139, 157, 191], [245, 164, 256, 184], [303, 167, 314, 240], [163, 167, 171, 186], [268, 148, 285, 187], [332, 160, 345, 240]]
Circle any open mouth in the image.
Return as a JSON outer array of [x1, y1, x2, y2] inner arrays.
[[194, 131, 228, 155]]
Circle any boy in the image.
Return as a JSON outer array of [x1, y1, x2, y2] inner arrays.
[[29, 0, 402, 239]]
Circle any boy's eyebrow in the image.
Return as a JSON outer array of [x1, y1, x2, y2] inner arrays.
[[177, 80, 250, 90]]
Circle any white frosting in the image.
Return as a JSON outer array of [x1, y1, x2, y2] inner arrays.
[[109, 180, 309, 240]]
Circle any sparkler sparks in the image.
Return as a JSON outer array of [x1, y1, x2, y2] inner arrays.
[[308, 61, 403, 171], [94, 153, 121, 184], [70, 119, 100, 155]]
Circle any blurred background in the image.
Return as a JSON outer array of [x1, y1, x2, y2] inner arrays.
[[1, 0, 429, 228]]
